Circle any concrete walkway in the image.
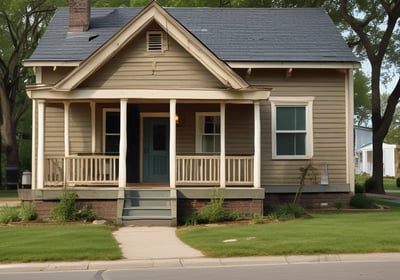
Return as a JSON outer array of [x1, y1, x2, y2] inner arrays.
[[112, 226, 204, 260]]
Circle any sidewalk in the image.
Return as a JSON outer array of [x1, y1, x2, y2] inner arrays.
[[1, 226, 400, 272]]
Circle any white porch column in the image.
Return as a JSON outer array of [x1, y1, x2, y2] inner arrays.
[[90, 101, 96, 153], [118, 99, 127, 188], [64, 102, 70, 156], [220, 103, 226, 188], [31, 100, 37, 189], [169, 99, 176, 188], [254, 101, 261, 188], [63, 101, 70, 185], [37, 100, 45, 189]]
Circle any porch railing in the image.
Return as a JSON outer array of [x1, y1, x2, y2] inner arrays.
[[44, 155, 253, 186], [45, 155, 119, 186], [176, 155, 254, 186]]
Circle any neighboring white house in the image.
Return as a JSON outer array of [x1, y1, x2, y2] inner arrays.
[[355, 143, 398, 177]]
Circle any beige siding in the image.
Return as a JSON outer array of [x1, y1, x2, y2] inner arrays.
[[44, 103, 64, 156], [226, 104, 253, 155], [81, 23, 223, 89], [69, 103, 92, 154], [244, 69, 347, 186], [42, 67, 75, 84]]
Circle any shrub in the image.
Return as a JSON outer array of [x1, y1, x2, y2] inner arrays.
[[75, 205, 97, 222], [266, 203, 305, 221], [355, 182, 365, 193], [396, 177, 400, 188], [364, 177, 377, 192], [0, 206, 20, 224], [349, 194, 376, 209], [333, 201, 343, 210], [19, 203, 37, 222], [196, 191, 225, 223], [51, 189, 78, 222], [252, 213, 265, 224]]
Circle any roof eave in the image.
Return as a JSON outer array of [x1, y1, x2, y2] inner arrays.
[[227, 61, 361, 69]]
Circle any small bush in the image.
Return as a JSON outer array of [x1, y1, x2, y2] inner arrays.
[[196, 196, 225, 224], [349, 194, 376, 209], [333, 201, 343, 210], [51, 189, 78, 222], [252, 213, 265, 224], [364, 177, 377, 192], [266, 203, 305, 221], [19, 203, 37, 222], [75, 205, 97, 222], [355, 182, 365, 193], [0, 206, 20, 224], [396, 178, 400, 188]]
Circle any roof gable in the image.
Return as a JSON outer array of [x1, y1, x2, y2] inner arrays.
[[53, 2, 248, 91]]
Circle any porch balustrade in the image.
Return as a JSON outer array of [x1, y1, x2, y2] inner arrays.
[[175, 155, 254, 186], [44, 155, 119, 186], [44, 155, 253, 186]]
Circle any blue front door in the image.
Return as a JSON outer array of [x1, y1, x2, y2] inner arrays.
[[143, 118, 169, 182]]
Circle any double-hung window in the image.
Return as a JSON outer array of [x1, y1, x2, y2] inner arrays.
[[196, 113, 220, 153], [103, 109, 120, 155], [271, 97, 314, 159]]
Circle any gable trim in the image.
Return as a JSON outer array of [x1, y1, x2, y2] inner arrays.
[[54, 2, 248, 91]]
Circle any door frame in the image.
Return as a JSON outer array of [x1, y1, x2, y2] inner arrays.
[[140, 112, 170, 182]]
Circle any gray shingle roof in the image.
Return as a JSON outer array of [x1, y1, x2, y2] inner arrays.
[[27, 7, 358, 63]]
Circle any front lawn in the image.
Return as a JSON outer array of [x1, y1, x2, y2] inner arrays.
[[356, 174, 399, 191], [177, 200, 400, 257], [0, 224, 121, 263]]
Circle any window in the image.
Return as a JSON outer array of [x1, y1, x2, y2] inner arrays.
[[147, 32, 163, 52], [103, 109, 120, 155], [196, 113, 220, 153], [271, 97, 314, 159]]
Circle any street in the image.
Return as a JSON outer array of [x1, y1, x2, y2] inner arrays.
[[1, 261, 399, 280]]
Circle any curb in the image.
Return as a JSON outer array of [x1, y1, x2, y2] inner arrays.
[[2, 253, 400, 272]]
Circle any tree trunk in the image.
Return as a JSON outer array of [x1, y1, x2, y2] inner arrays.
[[0, 80, 20, 166]]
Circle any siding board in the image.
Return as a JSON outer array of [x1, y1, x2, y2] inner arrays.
[[246, 69, 348, 186]]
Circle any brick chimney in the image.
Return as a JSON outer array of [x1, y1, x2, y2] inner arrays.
[[69, 0, 91, 32]]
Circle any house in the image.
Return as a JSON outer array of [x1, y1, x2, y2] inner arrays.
[[354, 126, 399, 177], [356, 143, 400, 177], [23, 0, 359, 225]]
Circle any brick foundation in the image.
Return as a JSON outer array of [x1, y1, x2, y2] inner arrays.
[[32, 199, 118, 221], [265, 192, 351, 209], [177, 198, 263, 219]]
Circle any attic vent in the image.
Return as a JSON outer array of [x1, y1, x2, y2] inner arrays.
[[147, 32, 163, 52]]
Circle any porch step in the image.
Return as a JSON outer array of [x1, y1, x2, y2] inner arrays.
[[122, 189, 176, 226]]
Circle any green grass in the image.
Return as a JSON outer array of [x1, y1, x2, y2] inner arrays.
[[177, 200, 400, 257], [0, 190, 18, 198], [355, 174, 399, 191], [0, 225, 121, 263]]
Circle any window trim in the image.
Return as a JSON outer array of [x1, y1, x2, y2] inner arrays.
[[270, 97, 314, 160], [195, 112, 221, 153], [103, 108, 120, 154]]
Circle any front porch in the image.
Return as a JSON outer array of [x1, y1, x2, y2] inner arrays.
[[44, 154, 254, 187], [33, 99, 263, 190]]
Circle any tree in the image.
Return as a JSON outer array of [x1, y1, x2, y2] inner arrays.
[[381, 93, 400, 144], [354, 69, 371, 127], [337, 0, 400, 194], [0, 0, 60, 187]]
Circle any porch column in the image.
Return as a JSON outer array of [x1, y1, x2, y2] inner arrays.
[[31, 100, 37, 189], [169, 99, 176, 188], [64, 101, 70, 185], [254, 101, 261, 188], [90, 101, 96, 153], [118, 99, 127, 188], [220, 103, 226, 188], [37, 100, 45, 189]]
